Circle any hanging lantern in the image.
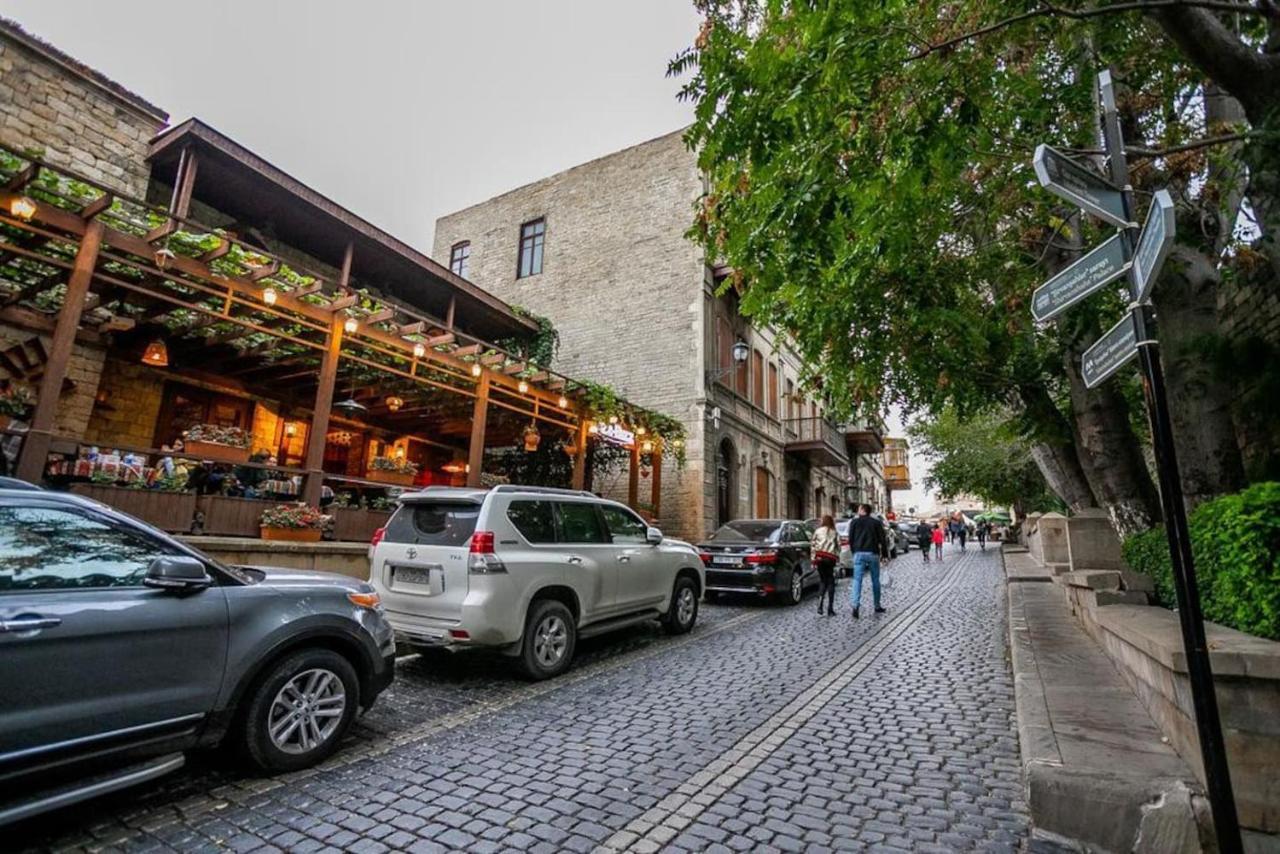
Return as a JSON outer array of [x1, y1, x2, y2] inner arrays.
[[641, 440, 654, 454], [140, 339, 169, 367], [262, 287, 278, 306], [413, 342, 426, 358], [522, 422, 541, 452], [153, 247, 176, 270], [518, 380, 529, 394], [562, 440, 578, 456], [9, 196, 37, 222], [386, 395, 404, 412], [343, 316, 359, 334], [284, 422, 298, 437], [471, 363, 483, 377], [557, 395, 568, 409]]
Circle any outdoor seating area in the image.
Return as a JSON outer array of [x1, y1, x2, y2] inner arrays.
[[0, 132, 681, 542]]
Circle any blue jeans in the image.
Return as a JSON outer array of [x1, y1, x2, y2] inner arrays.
[[851, 552, 881, 609]]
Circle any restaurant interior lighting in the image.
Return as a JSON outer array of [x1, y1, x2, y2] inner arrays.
[[141, 339, 169, 367], [442, 460, 465, 474], [9, 196, 37, 221], [153, 247, 176, 270], [386, 395, 404, 412], [262, 287, 277, 306]]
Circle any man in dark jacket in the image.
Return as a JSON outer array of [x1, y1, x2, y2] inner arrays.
[[847, 503, 889, 619], [916, 519, 933, 562]]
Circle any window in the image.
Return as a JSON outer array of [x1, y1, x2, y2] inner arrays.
[[517, 218, 545, 278], [449, 241, 470, 278], [785, 378, 795, 421], [768, 363, 779, 417], [507, 500, 556, 544], [751, 350, 764, 407], [555, 501, 606, 544], [0, 505, 173, 592], [734, 349, 748, 396], [601, 505, 648, 544], [716, 317, 733, 387], [384, 501, 480, 546]]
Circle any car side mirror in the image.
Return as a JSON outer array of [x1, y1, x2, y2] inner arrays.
[[645, 526, 663, 546], [144, 556, 212, 592]]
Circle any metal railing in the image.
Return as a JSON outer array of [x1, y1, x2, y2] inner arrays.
[[784, 417, 846, 451]]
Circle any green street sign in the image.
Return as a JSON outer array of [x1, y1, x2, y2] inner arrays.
[[1031, 234, 1129, 322], [1033, 144, 1132, 229]]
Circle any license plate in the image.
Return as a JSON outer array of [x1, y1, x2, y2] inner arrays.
[[712, 557, 741, 567], [394, 565, 435, 586]]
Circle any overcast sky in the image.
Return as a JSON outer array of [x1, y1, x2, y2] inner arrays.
[[2, 0, 935, 511]]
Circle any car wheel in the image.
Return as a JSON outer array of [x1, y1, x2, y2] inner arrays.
[[241, 648, 359, 773], [663, 576, 699, 635], [518, 599, 576, 681], [786, 568, 805, 605]]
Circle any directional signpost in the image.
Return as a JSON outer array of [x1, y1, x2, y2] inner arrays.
[[1032, 69, 1242, 852]]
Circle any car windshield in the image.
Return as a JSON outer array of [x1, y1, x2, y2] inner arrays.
[[709, 521, 781, 543]]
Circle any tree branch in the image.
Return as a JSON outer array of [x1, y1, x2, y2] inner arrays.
[[1062, 131, 1260, 159], [908, 1, 1268, 62]]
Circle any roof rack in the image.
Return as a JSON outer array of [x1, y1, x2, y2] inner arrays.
[[489, 484, 596, 498]]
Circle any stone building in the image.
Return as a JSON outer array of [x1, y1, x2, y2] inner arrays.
[[434, 130, 885, 539]]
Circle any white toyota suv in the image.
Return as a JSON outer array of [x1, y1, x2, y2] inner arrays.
[[369, 485, 705, 679]]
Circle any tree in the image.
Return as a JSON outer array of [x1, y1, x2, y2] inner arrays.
[[672, 0, 1277, 532], [909, 407, 1063, 517]]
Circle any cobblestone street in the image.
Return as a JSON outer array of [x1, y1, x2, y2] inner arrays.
[[17, 544, 1029, 853]]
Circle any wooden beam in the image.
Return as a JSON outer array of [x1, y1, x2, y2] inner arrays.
[[527, 371, 549, 382], [247, 259, 280, 281], [445, 295, 456, 329], [168, 146, 199, 219], [292, 280, 323, 297], [466, 371, 489, 487], [453, 343, 481, 357], [16, 220, 103, 482], [80, 193, 114, 220], [480, 352, 505, 365], [199, 240, 230, 263], [426, 332, 455, 347], [650, 444, 663, 520], [145, 220, 177, 244], [571, 420, 589, 490], [503, 362, 526, 375], [364, 307, 395, 323], [398, 320, 425, 336], [327, 294, 357, 311], [4, 162, 38, 192], [302, 314, 345, 505], [628, 443, 640, 511]]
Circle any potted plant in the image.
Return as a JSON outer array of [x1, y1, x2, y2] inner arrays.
[[182, 424, 252, 463], [259, 503, 328, 542], [367, 455, 419, 486], [0, 383, 34, 431]]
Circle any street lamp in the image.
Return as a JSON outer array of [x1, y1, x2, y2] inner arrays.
[[707, 339, 750, 383]]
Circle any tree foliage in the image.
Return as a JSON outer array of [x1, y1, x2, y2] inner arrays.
[[909, 407, 1063, 514]]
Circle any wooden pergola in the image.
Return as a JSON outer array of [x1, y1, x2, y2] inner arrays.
[[0, 143, 669, 515]]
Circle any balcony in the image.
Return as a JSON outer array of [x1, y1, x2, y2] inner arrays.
[[884, 464, 911, 491], [784, 417, 849, 467], [843, 421, 885, 454]]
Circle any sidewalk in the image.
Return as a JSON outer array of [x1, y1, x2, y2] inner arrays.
[[1005, 549, 1208, 852]]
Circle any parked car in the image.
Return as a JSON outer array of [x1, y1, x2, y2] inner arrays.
[[698, 519, 817, 604], [895, 519, 918, 551], [369, 485, 704, 681], [0, 489, 395, 826], [812, 515, 903, 567]]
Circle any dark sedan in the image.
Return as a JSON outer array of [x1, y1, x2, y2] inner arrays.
[[697, 519, 817, 605]]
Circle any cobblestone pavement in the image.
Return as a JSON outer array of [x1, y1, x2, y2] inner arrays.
[[17, 543, 1029, 852]]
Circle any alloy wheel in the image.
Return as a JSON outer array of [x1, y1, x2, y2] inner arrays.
[[533, 614, 569, 668], [267, 668, 346, 755], [676, 585, 697, 626], [791, 571, 804, 603]]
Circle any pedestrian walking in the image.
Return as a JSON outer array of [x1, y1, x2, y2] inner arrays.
[[810, 513, 839, 616], [932, 522, 945, 561], [977, 521, 989, 550], [916, 519, 933, 563], [847, 503, 888, 619], [950, 516, 967, 550]]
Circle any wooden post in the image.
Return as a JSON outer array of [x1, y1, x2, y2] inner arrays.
[[445, 295, 456, 329], [571, 420, 589, 490], [650, 443, 663, 521], [466, 371, 490, 487], [628, 443, 640, 510], [169, 146, 199, 219], [301, 315, 344, 506], [16, 221, 103, 483]]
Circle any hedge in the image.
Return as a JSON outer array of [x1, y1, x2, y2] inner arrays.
[[1121, 481, 1280, 641]]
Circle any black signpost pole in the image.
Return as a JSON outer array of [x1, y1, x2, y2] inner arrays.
[[1097, 71, 1243, 853]]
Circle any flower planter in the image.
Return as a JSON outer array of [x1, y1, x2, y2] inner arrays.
[[70, 483, 197, 532], [331, 507, 393, 543], [184, 440, 250, 464], [260, 526, 323, 542], [366, 470, 415, 487]]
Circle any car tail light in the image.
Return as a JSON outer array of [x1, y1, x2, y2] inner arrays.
[[468, 531, 507, 574], [745, 549, 778, 565], [448, 629, 471, 640], [370, 526, 387, 548], [698, 551, 713, 566]]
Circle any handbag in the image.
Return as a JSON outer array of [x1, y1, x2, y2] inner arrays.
[[813, 549, 838, 563]]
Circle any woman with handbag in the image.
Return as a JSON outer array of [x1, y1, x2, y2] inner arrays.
[[810, 514, 840, 616]]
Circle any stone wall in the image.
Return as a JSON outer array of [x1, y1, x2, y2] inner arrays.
[[433, 130, 708, 537], [0, 322, 105, 438], [0, 19, 167, 196], [83, 358, 165, 450]]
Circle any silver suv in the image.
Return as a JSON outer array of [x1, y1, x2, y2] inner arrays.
[[370, 486, 704, 680]]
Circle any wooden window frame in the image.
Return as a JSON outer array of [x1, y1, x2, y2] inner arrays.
[[449, 241, 471, 278], [517, 218, 546, 279], [767, 362, 779, 417], [751, 349, 764, 408]]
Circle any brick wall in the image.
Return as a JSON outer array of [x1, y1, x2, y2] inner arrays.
[[0, 323, 105, 438], [433, 130, 708, 538], [0, 21, 167, 196], [83, 358, 165, 450]]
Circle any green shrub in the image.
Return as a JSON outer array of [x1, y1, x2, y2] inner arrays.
[[1121, 482, 1280, 641]]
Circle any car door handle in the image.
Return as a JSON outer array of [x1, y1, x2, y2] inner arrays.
[[567, 556, 583, 565], [617, 555, 631, 563], [0, 615, 62, 633]]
